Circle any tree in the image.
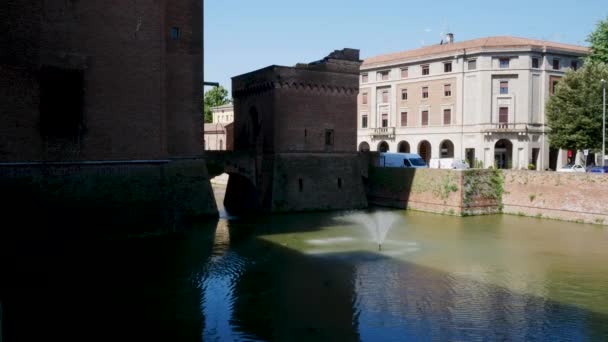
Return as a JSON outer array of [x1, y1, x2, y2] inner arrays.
[[586, 16, 608, 64], [546, 62, 608, 152], [203, 86, 231, 123]]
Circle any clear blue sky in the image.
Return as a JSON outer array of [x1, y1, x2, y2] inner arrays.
[[204, 0, 607, 93]]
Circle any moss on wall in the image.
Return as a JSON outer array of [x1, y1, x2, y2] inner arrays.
[[462, 169, 504, 212]]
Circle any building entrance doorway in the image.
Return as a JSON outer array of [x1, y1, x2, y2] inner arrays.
[[418, 140, 431, 164], [378, 141, 389, 152], [494, 139, 513, 169], [465, 148, 475, 168]]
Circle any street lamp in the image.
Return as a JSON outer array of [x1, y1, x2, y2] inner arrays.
[[603, 79, 606, 167]]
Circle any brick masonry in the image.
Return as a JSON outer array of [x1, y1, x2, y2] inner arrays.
[[503, 170, 608, 225], [0, 159, 217, 237], [224, 49, 368, 214], [366, 167, 502, 216], [0, 1, 214, 231], [1, 0, 203, 161]]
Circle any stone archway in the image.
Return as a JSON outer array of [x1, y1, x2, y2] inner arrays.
[[440, 140, 454, 158], [494, 139, 513, 169], [418, 140, 431, 164], [397, 141, 410, 153], [358, 141, 370, 152], [377, 141, 389, 152]]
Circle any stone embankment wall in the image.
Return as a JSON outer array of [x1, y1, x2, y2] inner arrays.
[[502, 170, 608, 225], [366, 168, 502, 216], [0, 159, 217, 237]]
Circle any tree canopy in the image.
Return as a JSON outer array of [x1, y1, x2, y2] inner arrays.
[[546, 62, 608, 151], [586, 16, 608, 64], [203, 86, 231, 123]]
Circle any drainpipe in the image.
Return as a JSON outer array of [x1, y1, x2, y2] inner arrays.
[[461, 49, 466, 162]]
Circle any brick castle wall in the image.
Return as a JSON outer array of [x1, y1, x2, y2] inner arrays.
[[1, 0, 203, 161]]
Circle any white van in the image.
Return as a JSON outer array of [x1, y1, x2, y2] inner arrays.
[[429, 158, 469, 169], [379, 153, 428, 168]]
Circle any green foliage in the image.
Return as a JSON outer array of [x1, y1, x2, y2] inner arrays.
[[436, 174, 459, 201], [474, 158, 484, 169], [545, 62, 608, 151], [203, 86, 231, 123], [586, 16, 608, 64], [463, 169, 504, 212], [529, 194, 536, 202], [528, 163, 536, 170]]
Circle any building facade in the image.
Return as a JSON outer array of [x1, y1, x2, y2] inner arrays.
[[357, 36, 588, 170], [204, 104, 234, 150]]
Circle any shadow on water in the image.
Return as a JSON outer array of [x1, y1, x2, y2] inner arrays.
[[0, 219, 220, 342], [1, 209, 607, 341]]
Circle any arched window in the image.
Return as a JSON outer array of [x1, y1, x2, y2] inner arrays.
[[440, 140, 454, 158], [397, 141, 410, 153], [377, 141, 389, 152], [358, 141, 370, 152]]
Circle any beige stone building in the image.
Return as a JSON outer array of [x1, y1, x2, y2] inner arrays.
[[357, 35, 589, 170], [204, 104, 234, 150]]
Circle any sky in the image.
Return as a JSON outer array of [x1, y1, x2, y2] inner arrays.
[[204, 0, 607, 93]]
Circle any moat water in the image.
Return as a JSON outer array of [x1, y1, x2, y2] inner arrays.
[[1, 185, 608, 341]]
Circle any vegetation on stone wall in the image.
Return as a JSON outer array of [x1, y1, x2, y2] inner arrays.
[[463, 169, 504, 211]]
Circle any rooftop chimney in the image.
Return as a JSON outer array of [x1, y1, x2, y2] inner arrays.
[[446, 33, 454, 44]]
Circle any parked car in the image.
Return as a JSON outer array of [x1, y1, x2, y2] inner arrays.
[[556, 164, 586, 172], [589, 166, 608, 174], [379, 152, 428, 168], [429, 158, 469, 169]]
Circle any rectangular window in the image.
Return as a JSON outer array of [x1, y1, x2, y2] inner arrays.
[[381, 113, 388, 127], [362, 114, 368, 128], [444, 84, 451, 97], [401, 89, 408, 100], [552, 59, 560, 70], [400, 111, 408, 127], [443, 109, 451, 125], [570, 60, 578, 70], [499, 107, 508, 128], [500, 81, 508, 94], [40, 66, 84, 139], [377, 71, 390, 81], [421, 110, 429, 126], [532, 57, 540, 68], [499, 58, 510, 68], [422, 86, 429, 98], [421, 65, 430, 75], [325, 129, 334, 145], [401, 68, 408, 78], [362, 73, 368, 83], [362, 92, 368, 104], [382, 90, 389, 103], [170, 27, 180, 40], [444, 62, 452, 72], [468, 59, 477, 70]]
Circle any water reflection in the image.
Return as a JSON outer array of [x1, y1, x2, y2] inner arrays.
[[200, 210, 608, 341], [1, 207, 607, 341]]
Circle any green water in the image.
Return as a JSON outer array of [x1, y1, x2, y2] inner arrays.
[[1, 193, 607, 341], [198, 209, 608, 341]]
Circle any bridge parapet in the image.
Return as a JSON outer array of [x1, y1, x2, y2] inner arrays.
[[204, 151, 256, 183]]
